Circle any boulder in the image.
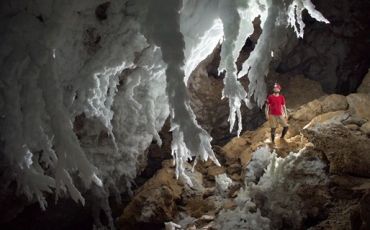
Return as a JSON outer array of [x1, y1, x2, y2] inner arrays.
[[320, 94, 348, 113], [360, 122, 370, 135], [118, 164, 183, 227], [359, 193, 370, 229], [357, 69, 370, 94], [118, 161, 204, 228], [345, 124, 359, 131], [304, 110, 349, 130], [330, 175, 370, 199], [346, 93, 370, 120], [185, 197, 217, 218], [207, 165, 225, 177], [342, 116, 368, 126], [350, 192, 370, 230], [302, 124, 370, 177], [293, 94, 348, 122], [292, 99, 322, 121]]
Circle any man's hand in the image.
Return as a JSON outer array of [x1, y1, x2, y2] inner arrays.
[[266, 114, 269, 120]]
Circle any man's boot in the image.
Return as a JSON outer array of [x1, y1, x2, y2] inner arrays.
[[271, 128, 276, 143], [281, 126, 288, 139]]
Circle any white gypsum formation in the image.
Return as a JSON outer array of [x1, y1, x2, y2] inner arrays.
[[181, 0, 224, 84], [141, 0, 221, 185], [0, 0, 105, 209], [0, 0, 169, 215], [238, 0, 329, 109], [218, 0, 261, 136], [215, 146, 328, 229]]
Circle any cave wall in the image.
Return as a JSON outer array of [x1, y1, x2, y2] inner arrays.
[[276, 0, 370, 94]]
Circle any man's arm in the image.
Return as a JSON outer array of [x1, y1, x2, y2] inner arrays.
[[281, 96, 288, 118], [265, 100, 269, 120], [283, 105, 288, 118]]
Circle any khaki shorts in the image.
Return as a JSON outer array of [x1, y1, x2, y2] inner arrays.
[[269, 115, 288, 129]]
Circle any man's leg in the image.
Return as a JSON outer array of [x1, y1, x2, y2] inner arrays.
[[278, 116, 289, 138], [281, 126, 288, 138], [269, 116, 277, 143], [271, 128, 276, 143]]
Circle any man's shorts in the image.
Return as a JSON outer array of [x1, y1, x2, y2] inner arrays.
[[269, 115, 288, 129]]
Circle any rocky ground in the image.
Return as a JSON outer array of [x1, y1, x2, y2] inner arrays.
[[118, 71, 370, 230]]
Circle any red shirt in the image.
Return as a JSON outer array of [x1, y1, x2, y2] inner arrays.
[[267, 94, 285, 116]]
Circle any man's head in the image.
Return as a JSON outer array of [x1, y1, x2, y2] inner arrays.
[[273, 83, 281, 93]]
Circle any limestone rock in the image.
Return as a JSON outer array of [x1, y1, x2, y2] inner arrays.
[[118, 156, 213, 229], [360, 122, 370, 135], [330, 175, 370, 199], [320, 94, 348, 113], [311, 199, 354, 230], [345, 124, 359, 131], [304, 110, 349, 130], [226, 163, 242, 177], [346, 93, 370, 120], [185, 197, 217, 218], [342, 116, 368, 126], [350, 192, 370, 230], [359, 193, 370, 229], [358, 69, 370, 94], [223, 199, 237, 210], [118, 164, 183, 227], [303, 124, 370, 177], [194, 214, 216, 229], [292, 99, 323, 121], [222, 120, 307, 167], [207, 165, 225, 177], [164, 221, 182, 230]]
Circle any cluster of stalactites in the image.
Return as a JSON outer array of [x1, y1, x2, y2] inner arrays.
[[0, 0, 329, 215], [216, 0, 329, 136]]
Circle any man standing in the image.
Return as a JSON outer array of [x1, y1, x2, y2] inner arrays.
[[265, 83, 289, 144]]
